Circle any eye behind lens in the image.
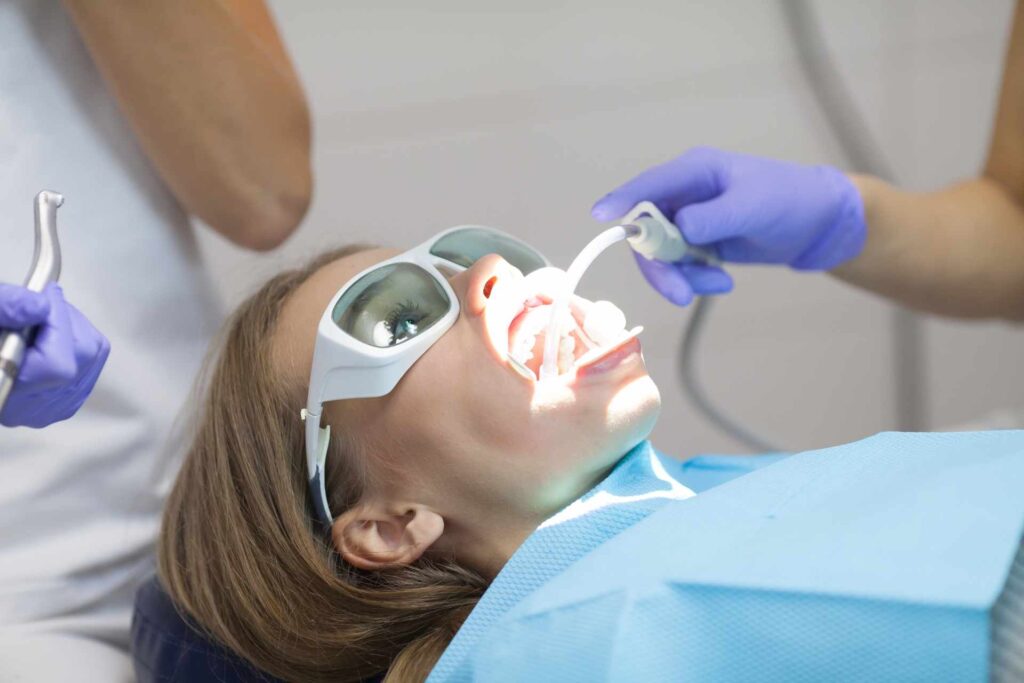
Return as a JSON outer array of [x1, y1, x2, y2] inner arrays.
[[333, 263, 450, 347]]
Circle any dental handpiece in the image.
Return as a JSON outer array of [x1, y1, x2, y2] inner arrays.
[[537, 201, 720, 380], [0, 191, 65, 412]]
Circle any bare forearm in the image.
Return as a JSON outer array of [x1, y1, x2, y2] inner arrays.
[[63, 0, 312, 250], [834, 175, 1024, 321], [834, 1, 1024, 321]]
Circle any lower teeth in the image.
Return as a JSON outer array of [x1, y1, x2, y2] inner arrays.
[[558, 334, 576, 370]]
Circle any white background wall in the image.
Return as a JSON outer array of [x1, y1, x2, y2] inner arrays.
[[197, 0, 1021, 457]]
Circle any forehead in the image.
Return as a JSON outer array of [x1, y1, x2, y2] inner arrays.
[[273, 247, 399, 383]]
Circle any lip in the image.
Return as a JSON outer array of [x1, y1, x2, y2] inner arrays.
[[574, 333, 643, 378]]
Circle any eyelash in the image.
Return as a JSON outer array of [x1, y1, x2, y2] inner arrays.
[[383, 299, 424, 343]]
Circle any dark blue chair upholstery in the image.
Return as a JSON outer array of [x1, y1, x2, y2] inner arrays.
[[131, 574, 283, 683], [131, 574, 386, 682]]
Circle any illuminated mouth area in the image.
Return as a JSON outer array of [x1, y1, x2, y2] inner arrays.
[[485, 267, 643, 382], [507, 299, 643, 378]]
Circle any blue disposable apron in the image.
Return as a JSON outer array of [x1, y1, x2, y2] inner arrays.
[[429, 440, 784, 681], [432, 431, 1024, 682]]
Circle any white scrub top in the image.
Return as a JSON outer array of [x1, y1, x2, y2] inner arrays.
[[0, 0, 222, 653]]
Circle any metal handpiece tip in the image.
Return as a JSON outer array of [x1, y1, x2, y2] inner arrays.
[[37, 190, 64, 207], [0, 190, 66, 414], [27, 189, 64, 290]]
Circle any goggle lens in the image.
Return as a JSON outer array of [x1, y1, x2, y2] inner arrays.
[[332, 263, 450, 348], [429, 227, 546, 274], [333, 229, 544, 348]]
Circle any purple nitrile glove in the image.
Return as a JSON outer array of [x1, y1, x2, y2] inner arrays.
[[592, 147, 866, 306], [0, 283, 110, 428]]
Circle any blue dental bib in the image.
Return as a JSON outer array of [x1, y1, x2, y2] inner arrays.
[[429, 440, 783, 681], [431, 431, 1024, 682]]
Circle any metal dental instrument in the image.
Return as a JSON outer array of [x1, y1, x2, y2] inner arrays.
[[0, 191, 65, 413]]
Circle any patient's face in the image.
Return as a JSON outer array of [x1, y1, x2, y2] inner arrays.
[[276, 245, 660, 559]]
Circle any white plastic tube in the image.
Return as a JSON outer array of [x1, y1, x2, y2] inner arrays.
[[537, 204, 721, 380], [538, 224, 638, 380]]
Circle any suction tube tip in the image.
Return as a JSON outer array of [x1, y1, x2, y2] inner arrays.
[[620, 223, 642, 238]]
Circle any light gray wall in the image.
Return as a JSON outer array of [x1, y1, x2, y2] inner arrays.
[[196, 0, 1020, 456]]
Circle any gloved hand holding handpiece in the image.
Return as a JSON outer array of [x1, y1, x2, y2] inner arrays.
[[0, 283, 109, 428], [0, 191, 109, 428], [592, 147, 867, 305]]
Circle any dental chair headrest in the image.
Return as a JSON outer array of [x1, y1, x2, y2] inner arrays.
[[131, 575, 282, 682], [131, 574, 385, 682]]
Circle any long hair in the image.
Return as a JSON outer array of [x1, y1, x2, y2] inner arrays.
[[158, 245, 487, 682]]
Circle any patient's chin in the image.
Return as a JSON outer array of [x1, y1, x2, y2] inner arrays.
[[604, 375, 661, 441]]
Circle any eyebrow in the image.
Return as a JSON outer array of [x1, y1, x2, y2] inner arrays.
[[353, 281, 379, 305], [349, 268, 394, 309]]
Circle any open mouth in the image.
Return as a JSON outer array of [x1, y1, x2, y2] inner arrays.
[[507, 299, 642, 379], [485, 267, 642, 382]]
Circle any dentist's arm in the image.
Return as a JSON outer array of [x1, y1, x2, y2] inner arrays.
[[837, 175, 1024, 321], [62, 0, 312, 251], [594, 1, 1024, 321], [836, 2, 1024, 321]]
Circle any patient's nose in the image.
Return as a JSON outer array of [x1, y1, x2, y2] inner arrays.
[[460, 254, 522, 317]]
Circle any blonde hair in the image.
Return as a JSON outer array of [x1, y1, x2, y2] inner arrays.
[[158, 246, 487, 682]]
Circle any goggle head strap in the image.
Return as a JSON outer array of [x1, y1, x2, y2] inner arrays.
[[302, 407, 334, 531]]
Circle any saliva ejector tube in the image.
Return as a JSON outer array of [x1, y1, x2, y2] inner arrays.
[[537, 201, 719, 381]]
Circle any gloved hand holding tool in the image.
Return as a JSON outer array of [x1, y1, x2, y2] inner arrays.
[[0, 191, 109, 428], [592, 147, 867, 305]]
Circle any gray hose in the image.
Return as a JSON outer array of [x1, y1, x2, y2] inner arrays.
[[779, 0, 926, 432], [677, 0, 921, 451], [679, 297, 782, 452], [779, 0, 897, 178]]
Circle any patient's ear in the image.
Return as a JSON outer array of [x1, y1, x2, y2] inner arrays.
[[331, 501, 444, 570]]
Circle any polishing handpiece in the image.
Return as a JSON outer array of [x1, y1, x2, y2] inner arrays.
[[0, 191, 65, 412]]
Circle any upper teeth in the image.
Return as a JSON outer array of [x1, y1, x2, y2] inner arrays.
[[583, 300, 627, 346], [508, 305, 574, 366], [507, 299, 631, 374], [484, 266, 638, 380]]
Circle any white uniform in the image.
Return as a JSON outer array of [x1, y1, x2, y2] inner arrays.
[[0, 1, 222, 678]]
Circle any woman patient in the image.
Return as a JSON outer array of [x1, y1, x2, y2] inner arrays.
[[159, 228, 665, 682]]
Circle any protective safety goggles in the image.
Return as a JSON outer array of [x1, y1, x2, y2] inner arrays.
[[302, 226, 549, 528]]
